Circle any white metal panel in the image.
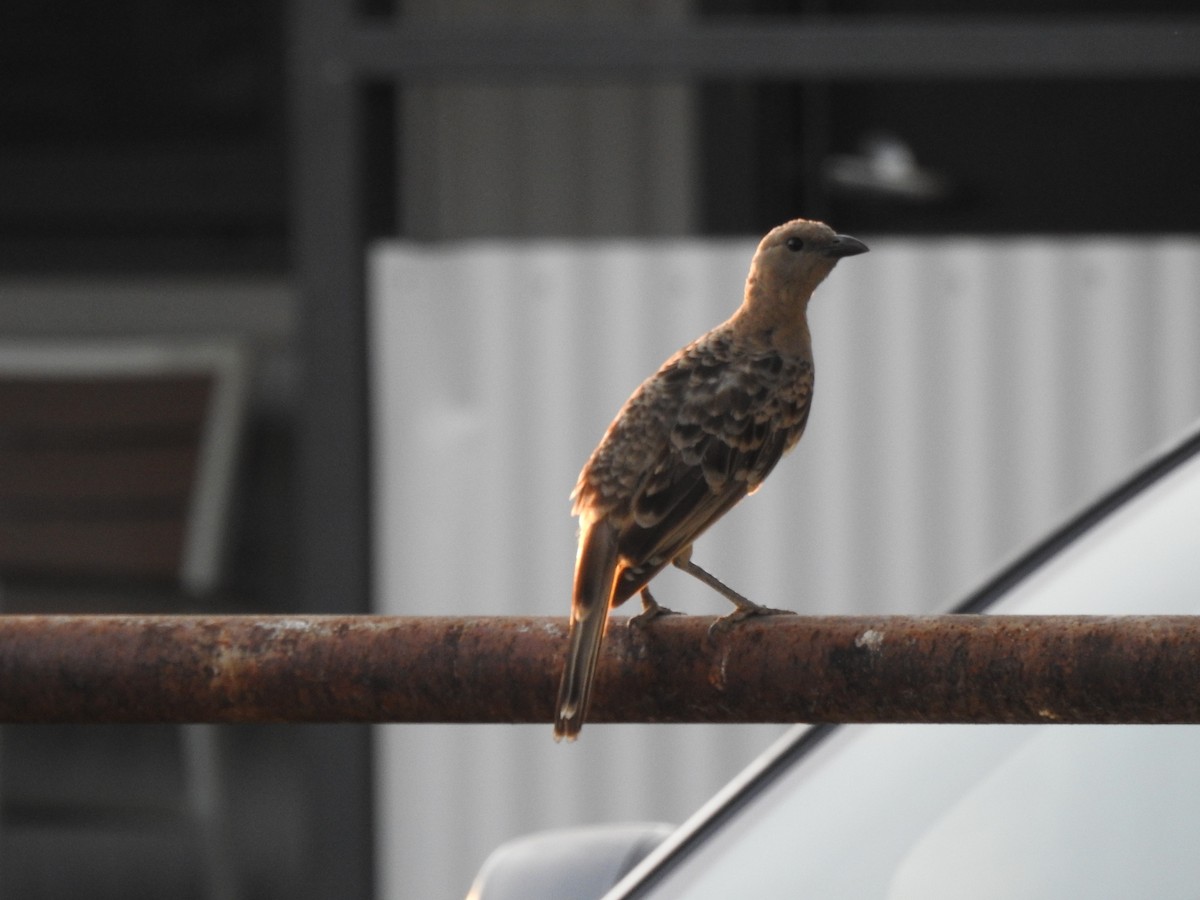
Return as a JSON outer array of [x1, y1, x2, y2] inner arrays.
[[369, 236, 1200, 900]]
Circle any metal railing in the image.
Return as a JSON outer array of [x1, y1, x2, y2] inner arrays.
[[5, 614, 1198, 724]]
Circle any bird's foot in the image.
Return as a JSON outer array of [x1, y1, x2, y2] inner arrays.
[[629, 588, 680, 628], [673, 556, 794, 632], [708, 597, 796, 637]]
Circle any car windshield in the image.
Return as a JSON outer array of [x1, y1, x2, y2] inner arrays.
[[615, 429, 1200, 899]]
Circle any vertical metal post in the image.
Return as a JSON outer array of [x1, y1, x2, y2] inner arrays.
[[288, 2, 374, 897]]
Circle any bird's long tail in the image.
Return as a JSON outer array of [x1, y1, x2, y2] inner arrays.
[[554, 517, 620, 741]]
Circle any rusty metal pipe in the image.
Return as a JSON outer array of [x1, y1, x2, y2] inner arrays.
[[1, 614, 1199, 724]]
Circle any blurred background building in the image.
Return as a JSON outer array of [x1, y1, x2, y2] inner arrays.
[[1, 1, 1198, 899]]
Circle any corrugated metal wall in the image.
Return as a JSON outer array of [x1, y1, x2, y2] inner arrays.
[[369, 236, 1200, 900], [397, 0, 696, 242]]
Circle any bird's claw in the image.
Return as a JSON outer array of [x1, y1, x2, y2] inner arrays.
[[630, 590, 680, 628], [707, 603, 796, 637], [630, 606, 680, 628]]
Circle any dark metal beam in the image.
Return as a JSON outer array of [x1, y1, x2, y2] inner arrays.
[[288, 2, 374, 895], [290, 4, 371, 621], [3, 614, 1200, 725], [342, 18, 1200, 81]]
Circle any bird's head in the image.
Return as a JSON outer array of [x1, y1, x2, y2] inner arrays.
[[749, 218, 869, 298], [736, 219, 868, 352]]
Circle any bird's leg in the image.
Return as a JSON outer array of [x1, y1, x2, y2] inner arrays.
[[672, 553, 794, 626], [629, 586, 679, 628]]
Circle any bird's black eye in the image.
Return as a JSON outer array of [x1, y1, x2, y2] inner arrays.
[[785, 236, 804, 252]]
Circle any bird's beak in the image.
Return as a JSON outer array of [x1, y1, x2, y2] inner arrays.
[[824, 234, 869, 258]]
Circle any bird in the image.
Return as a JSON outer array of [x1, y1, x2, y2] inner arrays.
[[553, 218, 868, 741]]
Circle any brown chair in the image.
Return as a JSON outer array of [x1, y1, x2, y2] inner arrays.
[[0, 339, 249, 899], [0, 339, 247, 597]]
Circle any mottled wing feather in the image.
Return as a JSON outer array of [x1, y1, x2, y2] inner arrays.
[[574, 329, 813, 606]]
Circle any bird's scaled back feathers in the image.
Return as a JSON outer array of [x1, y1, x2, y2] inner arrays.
[[555, 218, 867, 740], [574, 332, 814, 606]]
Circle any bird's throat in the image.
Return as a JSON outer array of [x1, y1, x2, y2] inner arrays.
[[729, 294, 813, 357]]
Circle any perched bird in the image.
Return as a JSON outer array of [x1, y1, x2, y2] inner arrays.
[[554, 218, 868, 741]]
